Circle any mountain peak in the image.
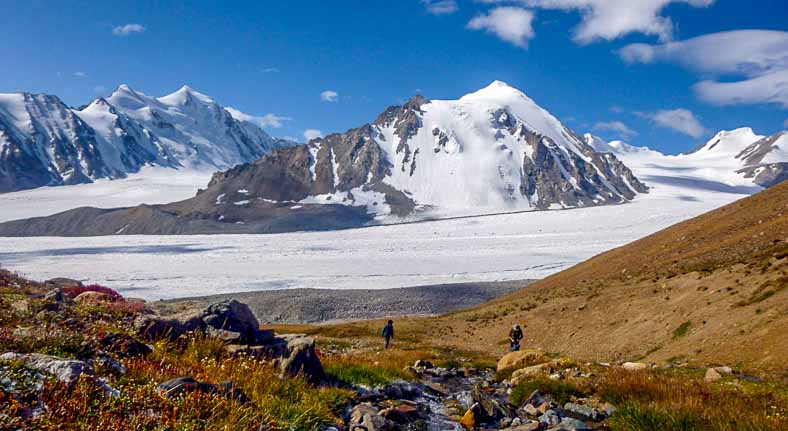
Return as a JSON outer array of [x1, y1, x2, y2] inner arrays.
[[159, 85, 214, 106], [459, 80, 530, 101]]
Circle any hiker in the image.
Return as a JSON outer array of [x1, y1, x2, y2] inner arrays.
[[509, 324, 523, 352], [381, 320, 394, 349]]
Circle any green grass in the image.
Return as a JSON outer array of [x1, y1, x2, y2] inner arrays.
[[510, 377, 587, 406], [673, 321, 692, 339], [324, 361, 407, 387], [607, 402, 702, 431]]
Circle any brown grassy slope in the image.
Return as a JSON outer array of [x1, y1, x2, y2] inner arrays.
[[316, 182, 788, 372], [433, 181, 788, 371]]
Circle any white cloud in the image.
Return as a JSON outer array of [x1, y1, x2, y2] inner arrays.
[[593, 120, 638, 139], [620, 30, 788, 108], [225, 107, 292, 129], [73, 72, 88, 78], [261, 67, 279, 73], [467, 7, 535, 48], [112, 23, 146, 36], [645, 108, 706, 138], [320, 90, 339, 102], [303, 129, 322, 141], [422, 0, 458, 14], [482, 0, 713, 43]]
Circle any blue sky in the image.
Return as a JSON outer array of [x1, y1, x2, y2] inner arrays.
[[1, 0, 786, 154]]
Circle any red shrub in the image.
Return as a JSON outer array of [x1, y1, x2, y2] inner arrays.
[[103, 300, 146, 316], [62, 284, 123, 301]]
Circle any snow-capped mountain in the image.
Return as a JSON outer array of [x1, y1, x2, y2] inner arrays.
[[0, 86, 292, 193], [105, 85, 289, 170], [206, 81, 648, 220], [586, 127, 788, 190]]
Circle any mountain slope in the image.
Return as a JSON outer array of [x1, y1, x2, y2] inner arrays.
[[419, 181, 788, 370], [0, 86, 291, 193], [0, 93, 114, 192], [586, 127, 788, 191]]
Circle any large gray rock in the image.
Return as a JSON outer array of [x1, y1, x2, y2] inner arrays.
[[349, 403, 394, 431], [135, 299, 273, 344], [134, 308, 204, 340], [278, 336, 326, 384], [202, 299, 273, 344], [0, 353, 93, 386], [563, 402, 604, 422]]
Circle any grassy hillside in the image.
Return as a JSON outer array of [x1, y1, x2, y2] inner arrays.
[[313, 181, 788, 371]]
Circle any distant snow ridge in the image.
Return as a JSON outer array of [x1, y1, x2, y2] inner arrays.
[[206, 80, 649, 219], [585, 127, 788, 189], [0, 85, 293, 193]]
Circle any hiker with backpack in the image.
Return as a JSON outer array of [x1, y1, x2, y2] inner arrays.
[[381, 320, 394, 349], [509, 324, 523, 352]]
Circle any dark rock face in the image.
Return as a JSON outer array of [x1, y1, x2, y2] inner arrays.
[[736, 132, 788, 188], [0, 94, 113, 193], [517, 127, 649, 210]]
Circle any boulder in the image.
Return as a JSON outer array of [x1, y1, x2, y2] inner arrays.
[[472, 384, 515, 421], [560, 417, 593, 430], [278, 336, 326, 384], [74, 291, 114, 303], [134, 309, 206, 340], [510, 363, 552, 385], [379, 402, 422, 424], [45, 278, 83, 289], [497, 349, 550, 372], [202, 300, 272, 344], [538, 409, 562, 426], [98, 332, 152, 358], [0, 353, 92, 386], [460, 403, 483, 430], [621, 362, 648, 371], [349, 403, 394, 431], [135, 299, 273, 344], [704, 368, 722, 383], [523, 403, 539, 417], [157, 376, 248, 402], [414, 359, 434, 369], [563, 402, 604, 422]]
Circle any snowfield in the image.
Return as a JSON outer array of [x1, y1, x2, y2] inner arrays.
[[0, 167, 211, 223], [0, 178, 747, 300]]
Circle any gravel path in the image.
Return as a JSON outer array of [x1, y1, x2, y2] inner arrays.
[[161, 280, 533, 324]]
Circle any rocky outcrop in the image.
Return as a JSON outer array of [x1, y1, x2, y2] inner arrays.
[[0, 353, 93, 386], [135, 299, 274, 343], [497, 349, 550, 372], [135, 299, 327, 384], [736, 132, 788, 187]]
